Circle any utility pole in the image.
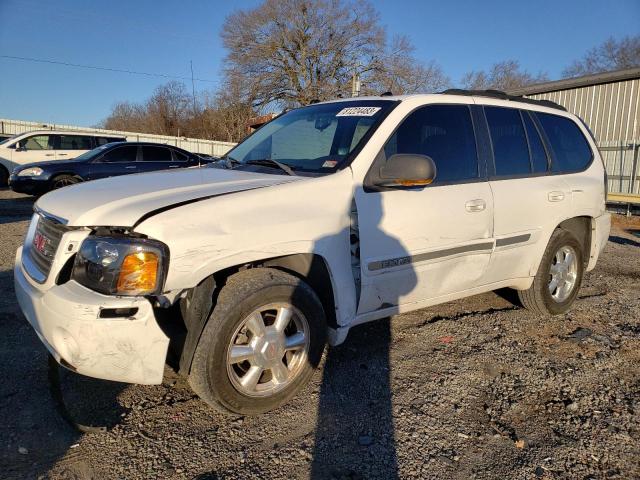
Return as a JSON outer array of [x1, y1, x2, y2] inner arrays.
[[190, 60, 197, 116], [351, 68, 361, 97]]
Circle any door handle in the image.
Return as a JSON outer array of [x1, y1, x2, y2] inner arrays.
[[548, 191, 565, 202], [169, 165, 180, 168], [45, 153, 55, 157], [125, 166, 137, 169], [465, 199, 486, 212], [58, 153, 68, 156]]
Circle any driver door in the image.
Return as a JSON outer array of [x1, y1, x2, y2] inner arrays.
[[12, 134, 57, 166], [356, 104, 495, 314]]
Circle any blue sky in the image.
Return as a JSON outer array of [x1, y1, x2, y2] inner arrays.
[[0, 0, 638, 127]]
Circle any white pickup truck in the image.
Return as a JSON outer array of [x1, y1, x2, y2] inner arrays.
[[14, 92, 610, 414]]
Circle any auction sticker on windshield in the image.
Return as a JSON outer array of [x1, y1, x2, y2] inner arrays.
[[336, 106, 382, 117]]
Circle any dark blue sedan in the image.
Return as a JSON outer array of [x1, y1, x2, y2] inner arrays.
[[9, 142, 210, 195]]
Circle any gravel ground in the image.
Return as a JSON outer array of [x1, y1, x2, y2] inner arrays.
[[0, 188, 638, 480]]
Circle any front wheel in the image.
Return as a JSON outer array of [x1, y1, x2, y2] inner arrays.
[[518, 229, 584, 315], [51, 174, 81, 190], [189, 268, 327, 415]]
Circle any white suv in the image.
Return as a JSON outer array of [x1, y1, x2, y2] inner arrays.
[[14, 92, 610, 414], [0, 130, 125, 186]]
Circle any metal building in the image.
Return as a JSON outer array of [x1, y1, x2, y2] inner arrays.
[[509, 68, 640, 197]]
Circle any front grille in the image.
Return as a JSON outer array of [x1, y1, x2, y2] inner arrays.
[[27, 214, 69, 281]]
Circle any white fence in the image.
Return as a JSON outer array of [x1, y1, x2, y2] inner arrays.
[[0, 118, 236, 157]]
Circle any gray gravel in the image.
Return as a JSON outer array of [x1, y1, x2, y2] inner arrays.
[[0, 187, 638, 479]]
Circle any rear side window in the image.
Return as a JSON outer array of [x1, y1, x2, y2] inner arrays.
[[141, 146, 172, 162], [58, 135, 93, 150], [172, 149, 189, 162], [522, 111, 548, 173], [383, 104, 478, 183], [535, 113, 592, 172], [485, 107, 530, 176], [101, 146, 138, 163]]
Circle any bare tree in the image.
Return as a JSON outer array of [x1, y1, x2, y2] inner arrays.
[[143, 81, 192, 136], [102, 80, 256, 143], [461, 60, 548, 91], [362, 35, 450, 95], [198, 80, 256, 142], [563, 35, 640, 78], [221, 0, 448, 108]]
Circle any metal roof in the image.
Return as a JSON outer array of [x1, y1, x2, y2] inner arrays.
[[508, 67, 640, 96]]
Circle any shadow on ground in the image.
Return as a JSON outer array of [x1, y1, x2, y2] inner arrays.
[[0, 269, 128, 479], [609, 235, 640, 247]]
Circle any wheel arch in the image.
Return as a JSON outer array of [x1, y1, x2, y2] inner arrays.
[[530, 215, 593, 277], [175, 253, 338, 376]]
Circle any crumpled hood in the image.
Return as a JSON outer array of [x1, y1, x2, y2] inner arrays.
[[35, 167, 301, 227]]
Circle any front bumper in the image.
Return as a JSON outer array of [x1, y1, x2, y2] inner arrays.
[[8, 175, 51, 195], [14, 246, 169, 384]]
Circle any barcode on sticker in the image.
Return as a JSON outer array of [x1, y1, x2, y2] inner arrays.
[[336, 106, 381, 117]]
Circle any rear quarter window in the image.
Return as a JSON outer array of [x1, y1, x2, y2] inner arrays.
[[535, 113, 592, 173]]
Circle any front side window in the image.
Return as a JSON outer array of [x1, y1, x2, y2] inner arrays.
[[383, 104, 478, 183], [224, 100, 395, 174], [101, 146, 138, 163], [535, 112, 592, 172], [23, 135, 53, 150], [485, 107, 531, 176], [58, 135, 93, 150], [141, 146, 172, 162]]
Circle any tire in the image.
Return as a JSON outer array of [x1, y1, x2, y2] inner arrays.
[[189, 268, 327, 415], [51, 174, 81, 191], [518, 229, 584, 315], [0, 166, 8, 188]]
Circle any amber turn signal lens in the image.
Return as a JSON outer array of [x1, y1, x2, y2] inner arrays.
[[116, 251, 159, 294]]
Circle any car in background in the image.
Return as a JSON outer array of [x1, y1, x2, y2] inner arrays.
[[9, 142, 208, 195], [0, 130, 126, 186], [0, 133, 12, 142]]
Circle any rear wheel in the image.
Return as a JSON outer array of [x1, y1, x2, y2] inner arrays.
[[518, 229, 584, 315], [189, 268, 327, 415], [51, 174, 81, 190]]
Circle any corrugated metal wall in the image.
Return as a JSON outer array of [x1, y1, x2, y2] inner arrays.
[[526, 78, 640, 195], [526, 77, 640, 144], [0, 118, 236, 157]]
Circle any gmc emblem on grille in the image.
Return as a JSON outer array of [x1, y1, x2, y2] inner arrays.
[[33, 232, 50, 256]]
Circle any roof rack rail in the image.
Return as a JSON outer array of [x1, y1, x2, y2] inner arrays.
[[441, 88, 567, 112]]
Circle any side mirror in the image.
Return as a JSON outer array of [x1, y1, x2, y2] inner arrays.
[[376, 154, 437, 187], [15, 141, 26, 152]]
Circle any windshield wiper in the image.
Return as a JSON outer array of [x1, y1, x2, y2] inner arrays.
[[244, 159, 297, 176]]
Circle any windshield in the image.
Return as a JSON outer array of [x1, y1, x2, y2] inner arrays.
[[224, 100, 395, 174], [0, 133, 21, 146], [73, 144, 112, 161]]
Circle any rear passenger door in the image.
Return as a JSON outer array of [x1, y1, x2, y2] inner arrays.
[[355, 103, 495, 315], [483, 106, 573, 283], [55, 134, 94, 160], [139, 145, 175, 173]]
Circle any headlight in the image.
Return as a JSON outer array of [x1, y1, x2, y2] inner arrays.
[[18, 167, 44, 177], [72, 236, 168, 296]]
